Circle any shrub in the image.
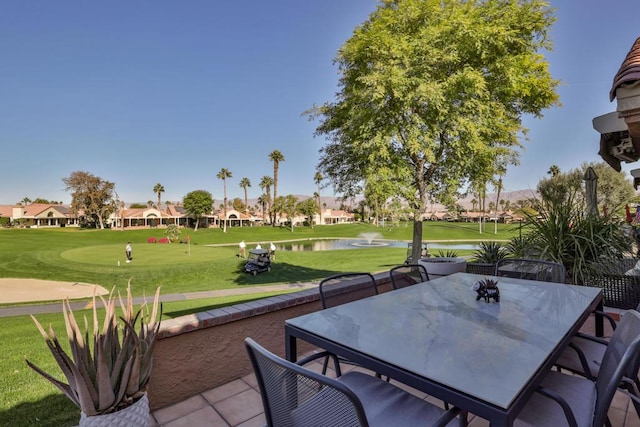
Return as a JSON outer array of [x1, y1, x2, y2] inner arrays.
[[147, 237, 157, 243], [472, 241, 508, 264], [158, 237, 169, 244], [521, 191, 633, 284], [433, 250, 459, 258]]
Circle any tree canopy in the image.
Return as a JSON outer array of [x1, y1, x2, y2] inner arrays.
[[537, 161, 636, 212], [62, 171, 116, 229], [309, 0, 559, 260], [182, 190, 213, 231]]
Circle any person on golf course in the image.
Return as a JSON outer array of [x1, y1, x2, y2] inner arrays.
[[125, 242, 132, 263]]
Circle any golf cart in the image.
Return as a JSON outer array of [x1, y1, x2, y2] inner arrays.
[[405, 243, 430, 264], [244, 248, 272, 276]]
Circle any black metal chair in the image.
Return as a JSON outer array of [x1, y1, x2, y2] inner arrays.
[[555, 302, 640, 418], [495, 258, 566, 283], [318, 272, 379, 377], [245, 338, 464, 427], [465, 262, 496, 275], [389, 264, 429, 290], [513, 310, 640, 426], [319, 272, 378, 309]]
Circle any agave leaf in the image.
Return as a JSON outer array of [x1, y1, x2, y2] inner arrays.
[[149, 287, 161, 326], [94, 334, 117, 412], [41, 330, 99, 415], [109, 327, 135, 391], [30, 316, 79, 390], [25, 359, 81, 407], [113, 353, 135, 406], [125, 345, 142, 396], [63, 299, 84, 349]]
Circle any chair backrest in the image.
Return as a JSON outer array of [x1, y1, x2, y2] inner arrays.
[[495, 258, 566, 283], [245, 338, 369, 427], [592, 311, 640, 426], [389, 264, 429, 290], [319, 272, 378, 309]]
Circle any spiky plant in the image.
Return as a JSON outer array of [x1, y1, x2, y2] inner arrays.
[[26, 284, 162, 416], [433, 250, 459, 258], [472, 241, 508, 264]]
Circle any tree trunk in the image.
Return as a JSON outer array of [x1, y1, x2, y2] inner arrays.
[[411, 215, 423, 263]]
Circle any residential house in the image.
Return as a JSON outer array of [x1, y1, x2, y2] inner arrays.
[[1, 204, 80, 228]]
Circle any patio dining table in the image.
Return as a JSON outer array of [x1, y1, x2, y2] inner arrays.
[[285, 272, 602, 426]]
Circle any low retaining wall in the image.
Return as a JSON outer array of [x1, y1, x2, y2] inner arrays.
[[147, 273, 392, 410]]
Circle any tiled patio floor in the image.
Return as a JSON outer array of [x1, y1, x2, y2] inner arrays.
[[151, 356, 640, 427], [150, 312, 640, 427]]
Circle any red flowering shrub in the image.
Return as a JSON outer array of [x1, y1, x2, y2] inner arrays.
[[158, 237, 169, 244], [147, 237, 157, 243]]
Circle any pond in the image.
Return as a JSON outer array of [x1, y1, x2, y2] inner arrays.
[[273, 239, 480, 252]]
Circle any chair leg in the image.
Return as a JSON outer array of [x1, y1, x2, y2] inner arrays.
[[321, 354, 343, 377]]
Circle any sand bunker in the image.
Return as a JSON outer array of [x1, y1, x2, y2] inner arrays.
[[0, 279, 109, 304]]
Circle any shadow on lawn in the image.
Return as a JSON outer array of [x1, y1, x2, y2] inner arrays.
[[0, 393, 78, 427], [232, 261, 344, 286]]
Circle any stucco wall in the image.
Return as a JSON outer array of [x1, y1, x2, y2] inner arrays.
[[147, 273, 392, 410]]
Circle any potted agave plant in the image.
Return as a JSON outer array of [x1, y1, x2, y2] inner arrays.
[[26, 284, 162, 427], [419, 250, 467, 278]]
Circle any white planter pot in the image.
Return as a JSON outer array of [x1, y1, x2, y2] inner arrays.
[[419, 257, 467, 279], [80, 394, 150, 427]]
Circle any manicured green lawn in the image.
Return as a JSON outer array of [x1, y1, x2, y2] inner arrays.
[[0, 222, 517, 300], [0, 222, 519, 426]]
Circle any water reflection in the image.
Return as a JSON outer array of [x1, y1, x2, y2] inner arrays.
[[275, 240, 480, 252]]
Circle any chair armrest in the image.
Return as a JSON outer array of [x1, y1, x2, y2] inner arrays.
[[591, 310, 618, 331], [536, 386, 579, 427], [562, 341, 597, 380], [296, 350, 336, 365]]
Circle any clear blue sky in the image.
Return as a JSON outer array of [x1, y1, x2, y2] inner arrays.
[[1, 0, 639, 205]]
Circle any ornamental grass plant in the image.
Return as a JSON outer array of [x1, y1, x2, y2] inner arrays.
[[25, 284, 162, 417], [518, 191, 633, 284]]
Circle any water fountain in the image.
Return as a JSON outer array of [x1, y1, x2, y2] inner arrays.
[[351, 232, 389, 247]]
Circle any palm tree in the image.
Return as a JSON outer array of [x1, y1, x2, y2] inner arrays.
[[153, 183, 165, 208], [239, 177, 251, 214], [314, 172, 323, 225], [257, 194, 268, 221], [548, 164, 561, 177], [259, 175, 273, 224], [217, 168, 232, 232], [268, 150, 285, 225], [471, 198, 478, 212]]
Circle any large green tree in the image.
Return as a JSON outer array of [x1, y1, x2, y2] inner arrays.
[[297, 197, 318, 229], [182, 190, 213, 231], [538, 162, 636, 213], [62, 171, 116, 229], [309, 0, 559, 261]]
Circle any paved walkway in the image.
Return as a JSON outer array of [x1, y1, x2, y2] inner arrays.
[[0, 282, 318, 318]]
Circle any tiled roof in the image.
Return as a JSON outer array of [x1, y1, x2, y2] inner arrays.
[[121, 208, 175, 218], [22, 203, 56, 216], [610, 37, 640, 101], [0, 205, 14, 217]]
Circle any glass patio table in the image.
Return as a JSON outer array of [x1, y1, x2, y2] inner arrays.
[[285, 272, 602, 427]]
